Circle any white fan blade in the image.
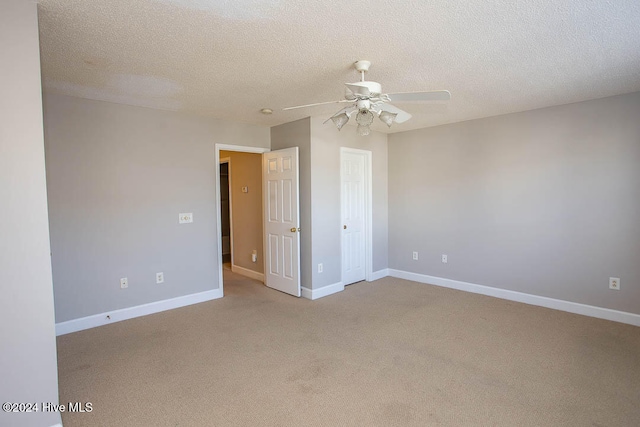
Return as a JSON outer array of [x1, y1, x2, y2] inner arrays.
[[283, 99, 351, 111], [385, 90, 451, 103], [345, 82, 371, 97], [323, 105, 357, 124], [345, 86, 357, 101], [377, 103, 412, 123]]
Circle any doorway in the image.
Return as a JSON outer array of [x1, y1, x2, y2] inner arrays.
[[215, 144, 302, 298], [215, 145, 269, 295]]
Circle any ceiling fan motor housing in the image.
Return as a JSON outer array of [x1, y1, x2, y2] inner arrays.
[[349, 81, 382, 96]]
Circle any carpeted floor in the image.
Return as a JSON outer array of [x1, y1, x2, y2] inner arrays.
[[57, 271, 640, 426]]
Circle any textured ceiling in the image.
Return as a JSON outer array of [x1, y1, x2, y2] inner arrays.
[[37, 0, 640, 133]]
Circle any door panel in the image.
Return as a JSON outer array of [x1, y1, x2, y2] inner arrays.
[[283, 235, 294, 279], [283, 179, 293, 222], [267, 181, 279, 221], [268, 233, 279, 275], [263, 147, 301, 297]]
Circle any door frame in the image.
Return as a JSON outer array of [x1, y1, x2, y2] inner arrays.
[[340, 147, 373, 284], [215, 144, 270, 296]]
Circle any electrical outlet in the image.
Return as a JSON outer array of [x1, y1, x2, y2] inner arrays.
[[442, 254, 448, 263], [120, 277, 128, 289], [156, 272, 164, 284], [412, 252, 418, 260], [179, 213, 193, 224], [318, 263, 323, 273], [609, 277, 620, 290], [252, 250, 257, 263]]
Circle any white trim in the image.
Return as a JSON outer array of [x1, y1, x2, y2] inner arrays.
[[301, 281, 344, 300], [340, 147, 373, 284], [231, 264, 265, 283], [369, 268, 389, 281], [55, 289, 223, 335], [215, 144, 270, 296], [216, 144, 270, 154], [300, 287, 313, 300], [388, 269, 640, 327], [49, 422, 63, 427]]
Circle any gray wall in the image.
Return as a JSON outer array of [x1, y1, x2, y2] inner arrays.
[[0, 1, 61, 426], [389, 92, 640, 314], [310, 118, 389, 289], [270, 118, 312, 289], [44, 94, 270, 322]]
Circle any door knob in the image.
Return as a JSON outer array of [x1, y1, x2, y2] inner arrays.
[[290, 227, 297, 232], [343, 225, 347, 229]]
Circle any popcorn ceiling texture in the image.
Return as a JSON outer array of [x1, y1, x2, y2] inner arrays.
[[37, 0, 640, 133], [154, 0, 281, 19]]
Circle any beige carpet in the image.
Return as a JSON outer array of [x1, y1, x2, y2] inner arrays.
[[57, 272, 640, 426]]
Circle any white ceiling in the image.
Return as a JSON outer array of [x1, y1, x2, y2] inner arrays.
[[37, 0, 640, 133]]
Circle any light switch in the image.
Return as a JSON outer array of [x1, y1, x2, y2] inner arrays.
[[242, 186, 248, 193]]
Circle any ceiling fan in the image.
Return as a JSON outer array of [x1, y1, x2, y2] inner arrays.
[[283, 60, 450, 136]]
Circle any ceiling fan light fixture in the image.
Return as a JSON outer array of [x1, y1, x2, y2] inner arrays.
[[330, 112, 350, 130], [378, 110, 397, 127], [355, 108, 374, 126], [356, 124, 371, 137]]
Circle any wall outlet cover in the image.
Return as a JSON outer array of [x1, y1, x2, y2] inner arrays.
[[179, 213, 193, 224], [609, 277, 620, 290]]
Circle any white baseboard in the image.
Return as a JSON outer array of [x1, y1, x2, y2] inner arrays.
[[55, 288, 223, 336], [369, 269, 389, 281], [300, 287, 313, 300], [388, 269, 640, 327], [231, 264, 265, 283], [301, 281, 344, 300]]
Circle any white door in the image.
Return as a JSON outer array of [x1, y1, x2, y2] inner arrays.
[[263, 147, 301, 297], [341, 150, 366, 285]]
